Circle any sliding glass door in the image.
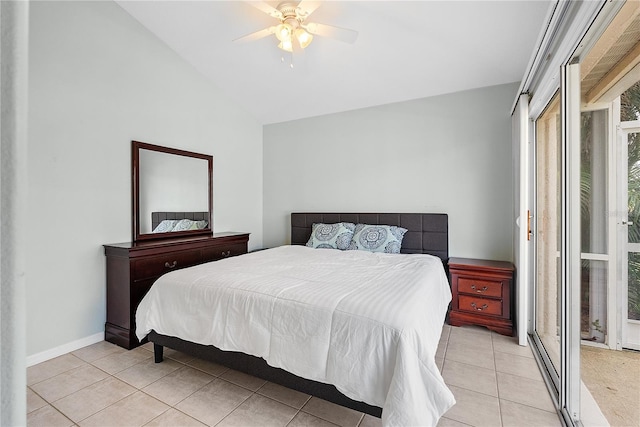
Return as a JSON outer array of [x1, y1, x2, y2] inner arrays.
[[533, 94, 562, 387], [520, 2, 638, 425], [529, 63, 582, 423]]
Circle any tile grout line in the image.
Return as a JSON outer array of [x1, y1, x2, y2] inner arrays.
[[140, 407, 172, 427], [439, 325, 450, 371], [440, 416, 474, 427], [27, 385, 70, 422], [32, 367, 122, 413], [498, 395, 561, 415], [137, 359, 224, 422], [211, 390, 255, 426], [27, 354, 89, 388], [491, 333, 560, 421], [491, 332, 505, 427], [284, 408, 302, 427], [53, 381, 137, 425]]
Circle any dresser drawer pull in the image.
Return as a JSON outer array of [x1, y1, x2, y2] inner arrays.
[[470, 285, 489, 293], [470, 302, 489, 311], [164, 261, 178, 269], [221, 250, 231, 257]]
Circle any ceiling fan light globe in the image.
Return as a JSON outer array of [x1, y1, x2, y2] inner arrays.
[[295, 28, 313, 49], [278, 40, 293, 53], [275, 23, 293, 42]]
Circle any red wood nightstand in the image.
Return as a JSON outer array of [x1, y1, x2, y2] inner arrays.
[[448, 257, 515, 336]]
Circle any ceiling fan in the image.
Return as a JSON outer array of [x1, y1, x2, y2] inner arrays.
[[235, 1, 358, 53]]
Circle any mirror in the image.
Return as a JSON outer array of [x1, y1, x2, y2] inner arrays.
[[132, 141, 213, 241]]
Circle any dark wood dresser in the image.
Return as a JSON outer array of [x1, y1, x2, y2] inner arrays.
[[448, 257, 515, 336], [104, 232, 250, 349]]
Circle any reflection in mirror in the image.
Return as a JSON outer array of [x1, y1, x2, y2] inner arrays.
[[132, 141, 213, 241], [138, 149, 209, 234]]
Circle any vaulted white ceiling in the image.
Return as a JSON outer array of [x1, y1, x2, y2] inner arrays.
[[116, 1, 552, 124]]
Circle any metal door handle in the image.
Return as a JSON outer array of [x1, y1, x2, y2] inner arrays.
[[622, 220, 634, 226]]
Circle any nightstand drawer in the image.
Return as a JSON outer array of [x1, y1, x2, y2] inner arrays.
[[457, 277, 503, 298], [133, 249, 201, 280], [458, 295, 503, 316]]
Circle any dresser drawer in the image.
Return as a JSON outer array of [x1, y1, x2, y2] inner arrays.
[[202, 243, 247, 262], [457, 277, 503, 298], [133, 249, 202, 280], [458, 295, 503, 316]]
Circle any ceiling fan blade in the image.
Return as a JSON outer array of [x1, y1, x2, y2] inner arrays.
[[246, 1, 282, 19], [296, 1, 322, 18], [233, 26, 276, 43], [304, 22, 358, 44]]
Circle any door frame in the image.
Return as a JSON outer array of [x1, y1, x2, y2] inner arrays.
[[578, 100, 618, 350], [559, 62, 582, 423]]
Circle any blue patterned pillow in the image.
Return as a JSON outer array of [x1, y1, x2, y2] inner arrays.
[[348, 224, 408, 254], [306, 222, 356, 250], [152, 219, 178, 233], [171, 219, 195, 231], [188, 220, 208, 230]]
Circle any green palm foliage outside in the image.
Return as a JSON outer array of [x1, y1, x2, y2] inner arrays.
[[621, 82, 640, 320], [580, 110, 604, 337]]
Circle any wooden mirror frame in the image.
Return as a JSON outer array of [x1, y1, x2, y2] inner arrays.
[[132, 141, 213, 242]]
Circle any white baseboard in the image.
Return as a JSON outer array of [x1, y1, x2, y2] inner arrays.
[[27, 332, 104, 367]]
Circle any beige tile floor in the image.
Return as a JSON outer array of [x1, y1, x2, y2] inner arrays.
[[27, 325, 562, 427]]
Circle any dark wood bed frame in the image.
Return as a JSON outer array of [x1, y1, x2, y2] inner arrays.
[[148, 212, 448, 417]]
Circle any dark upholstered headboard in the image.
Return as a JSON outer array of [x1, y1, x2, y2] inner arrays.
[[291, 213, 448, 263], [151, 212, 209, 230]]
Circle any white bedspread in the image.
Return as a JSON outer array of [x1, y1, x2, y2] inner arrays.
[[136, 245, 455, 426]]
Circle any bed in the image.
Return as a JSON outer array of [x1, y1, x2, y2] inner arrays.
[[136, 212, 455, 426]]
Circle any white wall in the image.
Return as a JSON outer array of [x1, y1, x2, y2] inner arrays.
[[27, 1, 263, 356], [263, 83, 517, 261]]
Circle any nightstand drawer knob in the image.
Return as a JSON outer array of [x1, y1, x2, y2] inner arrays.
[[470, 284, 489, 293], [164, 260, 178, 269], [470, 302, 489, 311]]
